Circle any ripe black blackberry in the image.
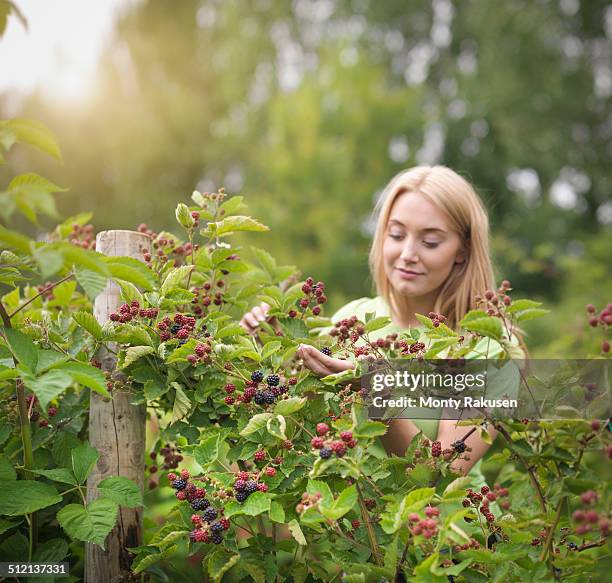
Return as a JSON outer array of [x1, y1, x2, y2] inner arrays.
[[263, 391, 276, 405], [191, 498, 210, 510], [320, 347, 332, 356], [251, 370, 264, 383], [211, 533, 223, 545], [233, 479, 246, 491], [203, 507, 218, 522], [266, 374, 280, 386], [319, 447, 332, 459], [452, 440, 467, 454], [170, 324, 181, 334], [254, 391, 266, 405], [210, 522, 224, 534], [235, 490, 248, 503], [245, 480, 258, 494], [172, 478, 188, 490]]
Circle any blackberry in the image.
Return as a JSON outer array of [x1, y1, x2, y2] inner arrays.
[[211, 533, 223, 544], [203, 507, 218, 522], [452, 440, 467, 454], [278, 385, 288, 394], [210, 522, 224, 534], [263, 391, 276, 405], [319, 447, 332, 459], [172, 479, 188, 490], [170, 324, 181, 334], [191, 498, 210, 511], [189, 531, 197, 542], [233, 479, 247, 491], [251, 370, 264, 383], [320, 347, 332, 356], [266, 374, 280, 386], [245, 480, 258, 494], [235, 490, 249, 503], [254, 390, 266, 405]]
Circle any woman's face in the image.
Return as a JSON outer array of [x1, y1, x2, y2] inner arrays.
[[382, 191, 465, 303]]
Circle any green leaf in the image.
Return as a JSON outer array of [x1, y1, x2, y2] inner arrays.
[[32, 538, 69, 563], [54, 361, 109, 397], [320, 485, 357, 520], [7, 118, 62, 161], [75, 267, 108, 300], [131, 544, 178, 573], [0, 480, 61, 515], [307, 480, 333, 508], [207, 215, 269, 237], [175, 202, 195, 228], [515, 308, 549, 322], [171, 383, 191, 423], [239, 413, 273, 436], [57, 498, 118, 548], [72, 311, 104, 340], [459, 312, 503, 340], [0, 455, 16, 480], [364, 316, 392, 333], [161, 265, 193, 294], [287, 519, 307, 545], [269, 500, 285, 523], [122, 346, 155, 368], [31, 468, 77, 486], [104, 256, 156, 291], [24, 369, 72, 410], [220, 195, 248, 216], [97, 476, 143, 508], [505, 299, 542, 313], [0, 225, 33, 254], [354, 421, 387, 438], [71, 442, 99, 484], [266, 415, 287, 440], [261, 340, 281, 359], [240, 491, 271, 516], [2, 327, 38, 371], [117, 280, 144, 306], [207, 548, 241, 581], [274, 396, 307, 416]]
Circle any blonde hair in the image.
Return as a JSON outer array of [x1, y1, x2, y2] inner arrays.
[[368, 165, 495, 330]]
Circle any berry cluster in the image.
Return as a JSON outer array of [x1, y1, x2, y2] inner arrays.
[[190, 279, 230, 315], [25, 394, 58, 428], [298, 277, 327, 316], [232, 470, 268, 503], [462, 486, 498, 524], [572, 490, 609, 536], [408, 506, 440, 539], [68, 223, 96, 250], [310, 424, 357, 459], [296, 491, 322, 514], [585, 303, 611, 353], [452, 538, 481, 553], [36, 282, 56, 301], [426, 311, 447, 328], [475, 280, 513, 317], [186, 342, 212, 366], [156, 443, 183, 470], [228, 370, 289, 408], [156, 313, 197, 343], [109, 300, 158, 323]]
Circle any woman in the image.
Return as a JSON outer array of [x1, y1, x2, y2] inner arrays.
[[240, 165, 519, 479]]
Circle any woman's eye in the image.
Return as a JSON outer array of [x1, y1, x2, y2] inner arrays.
[[388, 233, 403, 240], [423, 241, 440, 248]]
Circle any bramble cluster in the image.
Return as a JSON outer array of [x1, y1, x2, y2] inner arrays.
[[225, 370, 289, 408], [572, 490, 609, 536], [156, 313, 197, 342], [155, 443, 183, 471], [190, 277, 233, 315], [310, 423, 357, 459], [25, 394, 58, 428], [462, 486, 499, 525], [296, 277, 327, 317], [408, 506, 440, 539], [426, 311, 447, 328], [585, 303, 611, 353], [232, 470, 269, 503], [109, 300, 159, 323], [68, 223, 96, 250], [475, 279, 513, 316]]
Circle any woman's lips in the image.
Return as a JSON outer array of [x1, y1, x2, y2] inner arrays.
[[396, 268, 424, 280]]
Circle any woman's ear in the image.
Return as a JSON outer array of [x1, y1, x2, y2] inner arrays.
[[455, 248, 466, 264]]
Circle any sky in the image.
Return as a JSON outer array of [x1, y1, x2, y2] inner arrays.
[[0, 0, 141, 101]]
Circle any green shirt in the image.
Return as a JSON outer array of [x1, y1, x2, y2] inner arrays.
[[322, 296, 522, 486]]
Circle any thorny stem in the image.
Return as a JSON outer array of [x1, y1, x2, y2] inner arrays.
[[356, 482, 382, 565], [540, 496, 566, 563]]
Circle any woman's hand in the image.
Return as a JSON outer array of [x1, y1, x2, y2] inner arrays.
[[239, 302, 274, 335], [296, 344, 355, 377]]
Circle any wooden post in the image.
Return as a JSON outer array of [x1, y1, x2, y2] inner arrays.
[[86, 230, 151, 583]]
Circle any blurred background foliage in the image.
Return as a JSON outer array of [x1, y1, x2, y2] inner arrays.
[[1, 0, 611, 356]]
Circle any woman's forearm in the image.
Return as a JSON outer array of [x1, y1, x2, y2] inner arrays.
[[379, 418, 421, 456], [436, 420, 498, 475]]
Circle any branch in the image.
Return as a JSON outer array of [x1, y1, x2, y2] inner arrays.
[[577, 538, 607, 552], [8, 272, 74, 319], [356, 482, 382, 565]]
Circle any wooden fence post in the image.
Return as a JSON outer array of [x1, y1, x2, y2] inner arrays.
[[86, 230, 151, 582]]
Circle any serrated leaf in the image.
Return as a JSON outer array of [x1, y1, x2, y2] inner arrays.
[[98, 476, 143, 508], [269, 500, 285, 523], [274, 396, 307, 416], [364, 316, 392, 333], [240, 491, 271, 516], [57, 498, 118, 548], [320, 485, 357, 520], [261, 340, 281, 359], [239, 413, 273, 436], [31, 468, 77, 486], [207, 216, 269, 237], [459, 312, 503, 340], [7, 118, 62, 161], [54, 361, 109, 397], [266, 415, 287, 440], [122, 346, 155, 368], [72, 442, 99, 484], [0, 455, 16, 481], [287, 519, 306, 545], [171, 383, 191, 423], [354, 421, 387, 438], [175, 203, 195, 228], [75, 267, 107, 300], [104, 256, 156, 290], [2, 327, 38, 371], [23, 369, 72, 410], [0, 480, 61, 515], [72, 311, 104, 340], [117, 280, 144, 305], [220, 195, 248, 216], [207, 548, 240, 581], [161, 265, 193, 294]]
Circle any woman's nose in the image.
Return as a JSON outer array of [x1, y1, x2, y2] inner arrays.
[[399, 239, 419, 262]]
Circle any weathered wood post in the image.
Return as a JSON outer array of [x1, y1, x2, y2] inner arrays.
[[86, 230, 151, 582]]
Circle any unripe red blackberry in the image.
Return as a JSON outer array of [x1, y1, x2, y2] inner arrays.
[[351, 519, 360, 529], [340, 431, 353, 442], [254, 449, 266, 462], [257, 483, 268, 492], [503, 296, 511, 306], [299, 298, 309, 308], [485, 290, 495, 300], [585, 510, 599, 524], [424, 506, 440, 518], [312, 306, 321, 315], [602, 340, 610, 353], [265, 467, 276, 477], [589, 317, 599, 327], [586, 304, 596, 313], [316, 423, 330, 436], [311, 436, 324, 449], [224, 396, 235, 405], [288, 310, 297, 318], [187, 354, 198, 365], [591, 420, 601, 431], [431, 441, 442, 457], [47, 406, 58, 417], [281, 440, 293, 450]]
